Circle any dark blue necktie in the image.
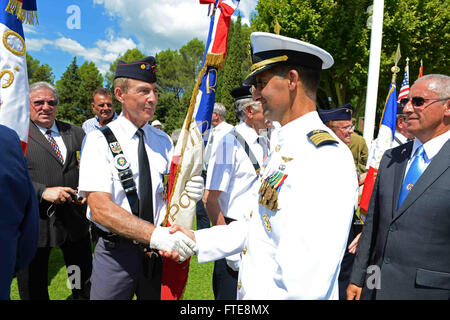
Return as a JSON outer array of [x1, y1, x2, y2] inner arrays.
[[398, 145, 426, 208]]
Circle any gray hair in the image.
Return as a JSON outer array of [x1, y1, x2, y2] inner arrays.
[[29, 81, 59, 103], [415, 74, 450, 98], [213, 102, 226, 120], [233, 98, 261, 121]]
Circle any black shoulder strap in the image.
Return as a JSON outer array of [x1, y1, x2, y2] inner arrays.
[[99, 126, 139, 216], [394, 136, 403, 146], [231, 129, 261, 175]]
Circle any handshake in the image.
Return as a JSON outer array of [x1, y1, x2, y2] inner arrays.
[[149, 225, 196, 262], [148, 175, 204, 262]]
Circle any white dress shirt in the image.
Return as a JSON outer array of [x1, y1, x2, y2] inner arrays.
[[206, 121, 267, 221], [404, 130, 450, 176], [206, 121, 268, 270], [195, 111, 358, 299], [78, 114, 173, 231]]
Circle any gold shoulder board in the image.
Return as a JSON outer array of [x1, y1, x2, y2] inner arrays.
[[307, 130, 338, 147]]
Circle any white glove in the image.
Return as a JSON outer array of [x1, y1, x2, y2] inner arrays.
[[149, 227, 197, 262], [185, 175, 204, 202]]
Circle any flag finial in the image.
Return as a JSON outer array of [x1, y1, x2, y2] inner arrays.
[[274, 18, 281, 35], [391, 44, 401, 83]]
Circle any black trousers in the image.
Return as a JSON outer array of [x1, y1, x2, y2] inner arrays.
[[338, 219, 363, 300], [213, 258, 238, 300], [196, 171, 211, 230], [16, 234, 92, 300]]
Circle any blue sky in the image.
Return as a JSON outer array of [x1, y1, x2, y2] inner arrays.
[[24, 0, 257, 81]]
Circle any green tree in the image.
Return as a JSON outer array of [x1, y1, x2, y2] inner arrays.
[[179, 38, 205, 88], [156, 48, 184, 98], [219, 15, 248, 124], [78, 61, 105, 120], [156, 39, 205, 134], [26, 53, 55, 84], [55, 57, 82, 125]]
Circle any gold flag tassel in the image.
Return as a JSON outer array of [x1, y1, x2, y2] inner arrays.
[[5, 0, 39, 25]]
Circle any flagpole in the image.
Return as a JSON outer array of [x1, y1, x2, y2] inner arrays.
[[363, 0, 384, 148]]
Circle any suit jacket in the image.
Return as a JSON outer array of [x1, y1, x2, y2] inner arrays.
[[0, 125, 39, 299], [350, 139, 450, 300], [27, 120, 89, 248]]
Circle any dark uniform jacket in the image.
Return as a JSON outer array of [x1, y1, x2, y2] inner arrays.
[[350, 139, 450, 300]]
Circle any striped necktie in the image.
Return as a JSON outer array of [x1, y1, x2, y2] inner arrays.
[[46, 130, 64, 164], [397, 145, 426, 208]]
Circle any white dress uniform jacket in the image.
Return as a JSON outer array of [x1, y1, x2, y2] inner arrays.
[[78, 114, 173, 230], [206, 121, 268, 270], [195, 111, 358, 299]]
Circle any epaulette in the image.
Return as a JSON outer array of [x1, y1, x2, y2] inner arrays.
[[307, 129, 338, 147]]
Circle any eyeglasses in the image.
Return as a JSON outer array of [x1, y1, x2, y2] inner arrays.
[[32, 100, 58, 107], [332, 125, 353, 132], [399, 96, 449, 109]]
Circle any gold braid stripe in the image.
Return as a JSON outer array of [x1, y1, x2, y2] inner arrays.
[[309, 133, 337, 146], [250, 55, 288, 73]]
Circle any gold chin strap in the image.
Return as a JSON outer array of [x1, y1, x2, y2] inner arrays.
[[250, 55, 289, 73]]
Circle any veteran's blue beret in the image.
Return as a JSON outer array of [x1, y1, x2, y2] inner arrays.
[[114, 56, 157, 83], [318, 104, 353, 123], [230, 85, 252, 101]]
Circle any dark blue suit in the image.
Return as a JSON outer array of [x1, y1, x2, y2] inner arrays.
[[0, 125, 39, 300]]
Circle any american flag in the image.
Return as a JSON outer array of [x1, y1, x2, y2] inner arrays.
[[397, 66, 409, 102]]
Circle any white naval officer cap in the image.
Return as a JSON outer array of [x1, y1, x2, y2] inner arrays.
[[245, 32, 334, 85]]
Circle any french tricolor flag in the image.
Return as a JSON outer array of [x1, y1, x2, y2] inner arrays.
[[160, 0, 239, 300], [0, 0, 37, 154]]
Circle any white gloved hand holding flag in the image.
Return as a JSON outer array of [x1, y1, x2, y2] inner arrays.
[[185, 175, 204, 202]]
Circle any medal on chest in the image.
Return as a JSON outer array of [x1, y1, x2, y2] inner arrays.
[[258, 170, 287, 212]]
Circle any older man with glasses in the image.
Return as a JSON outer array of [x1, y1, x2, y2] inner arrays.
[[16, 81, 92, 300], [318, 103, 354, 145], [347, 74, 450, 300]]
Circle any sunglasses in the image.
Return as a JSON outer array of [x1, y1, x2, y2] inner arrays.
[[399, 96, 449, 109], [32, 100, 58, 107]]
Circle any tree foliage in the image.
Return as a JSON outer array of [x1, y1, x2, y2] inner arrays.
[[216, 16, 252, 125], [55, 57, 103, 126], [251, 0, 449, 123], [26, 53, 55, 85], [156, 39, 205, 134]]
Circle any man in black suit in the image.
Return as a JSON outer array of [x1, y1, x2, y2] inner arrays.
[[16, 82, 92, 300], [347, 74, 450, 300]]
